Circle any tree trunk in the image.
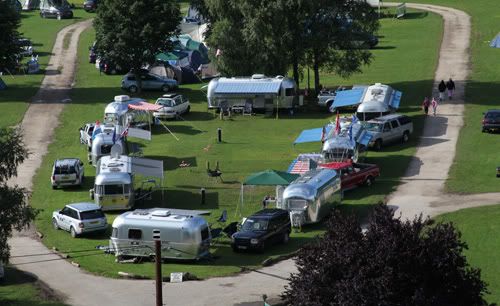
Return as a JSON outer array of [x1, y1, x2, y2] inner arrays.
[[292, 59, 299, 89], [313, 54, 320, 94]]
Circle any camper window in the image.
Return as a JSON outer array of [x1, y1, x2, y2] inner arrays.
[[104, 184, 124, 195], [111, 227, 117, 238], [128, 229, 142, 240], [101, 145, 112, 154], [285, 88, 295, 96]]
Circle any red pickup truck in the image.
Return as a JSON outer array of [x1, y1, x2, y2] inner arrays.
[[319, 161, 380, 190]]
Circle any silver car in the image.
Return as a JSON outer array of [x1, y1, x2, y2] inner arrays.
[[52, 203, 107, 238], [121, 72, 178, 93], [364, 114, 413, 150], [153, 94, 190, 119], [51, 158, 85, 189]]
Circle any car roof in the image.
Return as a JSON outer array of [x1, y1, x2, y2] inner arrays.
[[250, 209, 287, 219], [66, 202, 101, 212], [368, 113, 407, 122], [54, 158, 81, 166], [485, 110, 500, 113]]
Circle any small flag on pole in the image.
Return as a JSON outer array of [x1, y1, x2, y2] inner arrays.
[[334, 111, 340, 135], [321, 125, 326, 143], [91, 120, 102, 140]]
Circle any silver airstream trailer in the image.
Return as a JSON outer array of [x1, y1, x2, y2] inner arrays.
[[104, 95, 147, 126], [110, 208, 211, 260], [279, 169, 341, 227], [90, 128, 125, 166], [206, 75, 297, 111], [356, 83, 402, 121]]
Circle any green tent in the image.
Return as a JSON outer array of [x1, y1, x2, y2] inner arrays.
[[243, 170, 299, 186], [237, 170, 299, 216]]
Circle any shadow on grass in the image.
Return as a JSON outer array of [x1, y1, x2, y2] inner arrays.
[[144, 155, 198, 171]]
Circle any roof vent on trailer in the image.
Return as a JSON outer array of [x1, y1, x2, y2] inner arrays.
[[251, 74, 265, 79], [152, 210, 171, 217], [114, 95, 130, 102]]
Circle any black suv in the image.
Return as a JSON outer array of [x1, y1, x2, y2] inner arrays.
[[231, 209, 291, 252]]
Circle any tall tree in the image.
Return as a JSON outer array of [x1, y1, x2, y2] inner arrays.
[[0, 128, 38, 263], [0, 0, 22, 72], [282, 205, 492, 306], [304, 0, 379, 93], [94, 0, 181, 91]]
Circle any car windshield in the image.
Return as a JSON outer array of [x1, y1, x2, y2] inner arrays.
[[241, 218, 268, 232], [54, 165, 76, 175], [486, 112, 500, 119], [156, 98, 174, 107], [80, 209, 104, 220], [364, 122, 382, 132]]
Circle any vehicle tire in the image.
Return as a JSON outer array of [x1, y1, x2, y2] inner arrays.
[[259, 242, 266, 253], [161, 85, 170, 92], [374, 139, 383, 151], [326, 101, 334, 113], [70, 227, 78, 238], [282, 232, 290, 244], [128, 85, 138, 93], [232, 246, 239, 253], [402, 131, 409, 143], [482, 128, 487, 133], [110, 68, 117, 75], [52, 185, 56, 190], [186, 105, 191, 114], [365, 176, 374, 187], [52, 218, 59, 230]]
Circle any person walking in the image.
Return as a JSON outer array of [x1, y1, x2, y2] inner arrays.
[[438, 80, 446, 101], [446, 78, 455, 100], [431, 97, 438, 116], [422, 97, 431, 115]]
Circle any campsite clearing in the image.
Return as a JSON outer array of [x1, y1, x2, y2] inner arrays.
[[28, 9, 443, 279]]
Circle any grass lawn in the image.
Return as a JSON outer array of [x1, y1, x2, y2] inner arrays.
[[413, 0, 500, 193], [0, 266, 67, 306], [435, 205, 500, 304], [0, 7, 93, 129], [28, 9, 442, 279]]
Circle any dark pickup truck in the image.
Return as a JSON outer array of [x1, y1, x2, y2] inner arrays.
[[319, 161, 380, 190]]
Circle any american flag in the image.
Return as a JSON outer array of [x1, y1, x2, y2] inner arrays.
[[288, 159, 311, 174]]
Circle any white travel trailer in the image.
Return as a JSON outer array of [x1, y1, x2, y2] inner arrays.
[[104, 95, 148, 127], [278, 169, 341, 227], [110, 208, 211, 260], [356, 83, 402, 121], [206, 75, 298, 111], [92, 153, 164, 211], [90, 126, 125, 166]]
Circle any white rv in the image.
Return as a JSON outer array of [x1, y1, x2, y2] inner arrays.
[[92, 154, 164, 211], [90, 125, 125, 166], [206, 75, 297, 111], [110, 208, 211, 260], [279, 169, 341, 227], [356, 83, 402, 121], [104, 95, 147, 127]]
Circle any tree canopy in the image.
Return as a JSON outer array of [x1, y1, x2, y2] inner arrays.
[[282, 205, 492, 306], [194, 0, 378, 90], [0, 0, 22, 72], [0, 128, 38, 263], [93, 0, 181, 90]]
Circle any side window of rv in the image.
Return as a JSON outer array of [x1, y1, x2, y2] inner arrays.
[[128, 229, 142, 240], [101, 145, 112, 154], [285, 88, 295, 96]]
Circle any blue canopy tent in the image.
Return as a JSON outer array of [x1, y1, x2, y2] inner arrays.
[[491, 33, 500, 48], [294, 125, 333, 144], [330, 87, 366, 111]]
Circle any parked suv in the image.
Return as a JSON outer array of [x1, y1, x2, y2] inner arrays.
[[231, 209, 291, 252], [51, 158, 85, 189], [153, 94, 190, 119], [121, 72, 178, 93], [364, 114, 413, 150], [481, 110, 500, 133], [52, 203, 107, 238], [40, 0, 73, 19]]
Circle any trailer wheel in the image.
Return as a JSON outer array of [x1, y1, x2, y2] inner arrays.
[[402, 131, 410, 143]]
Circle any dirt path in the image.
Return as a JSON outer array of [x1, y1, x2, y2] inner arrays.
[[8, 4, 493, 306]]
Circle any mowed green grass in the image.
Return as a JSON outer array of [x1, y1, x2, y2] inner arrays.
[[436, 205, 500, 304], [413, 0, 500, 193], [0, 8, 93, 128], [0, 266, 68, 306], [29, 10, 442, 279]]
